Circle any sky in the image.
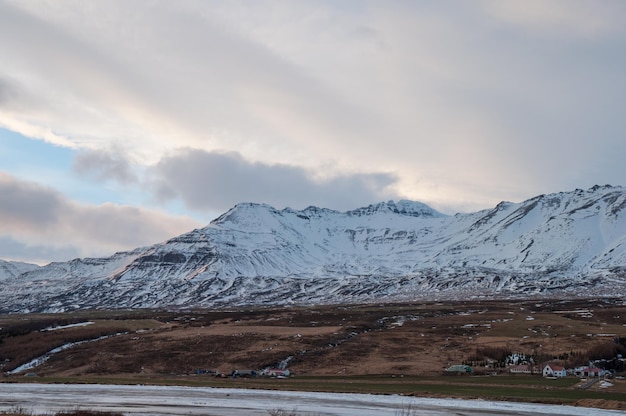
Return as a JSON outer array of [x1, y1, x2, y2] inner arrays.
[[1, 0, 626, 265]]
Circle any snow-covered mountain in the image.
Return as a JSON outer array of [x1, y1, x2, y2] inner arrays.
[[0, 259, 39, 281], [2, 185, 626, 313]]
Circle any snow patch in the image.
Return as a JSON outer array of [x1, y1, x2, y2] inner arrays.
[[41, 321, 94, 331]]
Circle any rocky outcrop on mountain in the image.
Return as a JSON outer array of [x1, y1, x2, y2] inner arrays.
[[2, 186, 626, 312]]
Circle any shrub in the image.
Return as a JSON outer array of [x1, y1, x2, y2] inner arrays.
[[267, 408, 300, 416]]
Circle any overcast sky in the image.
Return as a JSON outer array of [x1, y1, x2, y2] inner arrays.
[[2, 0, 626, 264]]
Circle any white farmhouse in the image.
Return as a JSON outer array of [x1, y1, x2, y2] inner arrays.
[[542, 363, 567, 378]]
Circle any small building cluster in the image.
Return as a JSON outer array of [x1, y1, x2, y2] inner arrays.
[[541, 363, 611, 378], [445, 364, 473, 374], [260, 368, 291, 378], [445, 361, 615, 378], [193, 367, 291, 378]]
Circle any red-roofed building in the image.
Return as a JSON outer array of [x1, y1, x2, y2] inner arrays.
[[575, 367, 604, 378], [261, 368, 291, 377], [542, 363, 567, 378]]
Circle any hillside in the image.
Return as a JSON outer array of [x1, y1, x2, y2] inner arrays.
[[2, 185, 626, 312], [0, 259, 39, 280]]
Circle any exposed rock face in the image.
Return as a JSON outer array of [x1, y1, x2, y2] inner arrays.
[[2, 186, 626, 312]]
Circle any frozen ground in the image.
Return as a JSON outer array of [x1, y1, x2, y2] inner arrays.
[[0, 383, 623, 416]]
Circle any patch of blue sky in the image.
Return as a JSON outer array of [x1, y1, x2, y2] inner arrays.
[[0, 127, 136, 207], [1, 128, 213, 223], [0, 127, 73, 173]]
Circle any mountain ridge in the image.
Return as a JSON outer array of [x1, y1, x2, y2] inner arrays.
[[2, 185, 626, 313], [0, 259, 39, 281]]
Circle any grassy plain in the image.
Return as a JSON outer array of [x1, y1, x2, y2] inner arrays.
[[1, 298, 626, 410]]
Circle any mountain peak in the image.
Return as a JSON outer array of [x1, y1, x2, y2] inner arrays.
[[211, 200, 445, 226], [590, 184, 619, 192], [347, 200, 445, 218], [211, 202, 280, 225]]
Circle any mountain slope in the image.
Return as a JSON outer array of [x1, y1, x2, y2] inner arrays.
[[2, 187, 626, 312], [0, 259, 39, 281]]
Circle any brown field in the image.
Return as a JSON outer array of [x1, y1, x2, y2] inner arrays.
[[1, 298, 626, 409]]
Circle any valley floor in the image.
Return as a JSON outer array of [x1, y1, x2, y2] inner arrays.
[[1, 298, 626, 410]]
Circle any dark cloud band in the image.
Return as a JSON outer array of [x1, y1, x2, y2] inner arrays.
[[149, 149, 399, 212], [73, 148, 138, 185], [0, 172, 199, 263]]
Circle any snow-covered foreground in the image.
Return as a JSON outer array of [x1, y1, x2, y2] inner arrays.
[[0, 383, 622, 416]]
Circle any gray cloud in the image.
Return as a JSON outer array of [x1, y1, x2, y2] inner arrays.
[[0, 172, 62, 228], [0, 236, 80, 265], [149, 149, 399, 212], [73, 148, 138, 185], [0, 172, 201, 262], [1, 1, 626, 219], [0, 75, 33, 112], [0, 1, 381, 159], [0, 77, 17, 107]]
